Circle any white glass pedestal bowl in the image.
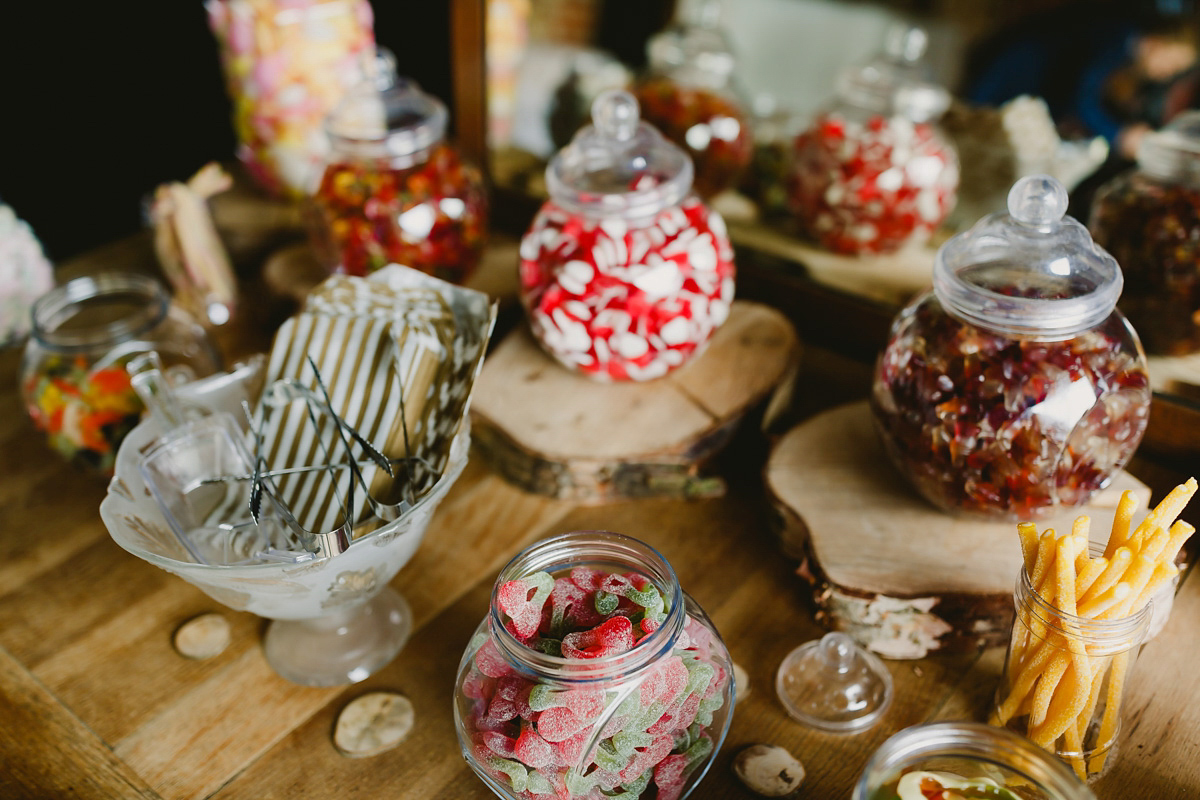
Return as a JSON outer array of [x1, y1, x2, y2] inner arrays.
[[99, 360, 470, 687]]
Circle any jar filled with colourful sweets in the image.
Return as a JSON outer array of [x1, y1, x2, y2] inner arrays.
[[871, 175, 1151, 520], [519, 90, 736, 382], [310, 52, 488, 282], [206, 0, 376, 198], [1089, 110, 1200, 356], [790, 24, 959, 255], [453, 530, 735, 800], [854, 722, 1097, 800], [633, 3, 753, 199], [21, 274, 221, 476]]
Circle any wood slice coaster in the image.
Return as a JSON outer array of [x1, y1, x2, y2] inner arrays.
[[471, 301, 799, 503], [765, 401, 1151, 660]]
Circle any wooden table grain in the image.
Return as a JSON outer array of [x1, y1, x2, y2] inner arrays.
[[2, 240, 1198, 800]]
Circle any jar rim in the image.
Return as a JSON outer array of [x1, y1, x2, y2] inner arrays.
[[488, 530, 687, 682], [853, 721, 1097, 800], [31, 273, 169, 351]]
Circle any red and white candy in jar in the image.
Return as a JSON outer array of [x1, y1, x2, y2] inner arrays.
[[519, 90, 736, 382], [790, 24, 959, 255]]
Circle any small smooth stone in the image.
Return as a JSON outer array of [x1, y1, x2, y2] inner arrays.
[[733, 744, 806, 797], [733, 662, 751, 701], [173, 613, 231, 660], [334, 692, 415, 758]]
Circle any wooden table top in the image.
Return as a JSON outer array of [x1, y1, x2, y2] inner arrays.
[[2, 237, 1198, 800]]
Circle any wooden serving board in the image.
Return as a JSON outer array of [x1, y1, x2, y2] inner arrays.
[[470, 301, 799, 503], [765, 401, 1151, 660]]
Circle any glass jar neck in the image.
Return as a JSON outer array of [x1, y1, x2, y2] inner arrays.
[[489, 531, 687, 683], [327, 131, 442, 170], [1015, 561, 1151, 656], [32, 273, 169, 352]]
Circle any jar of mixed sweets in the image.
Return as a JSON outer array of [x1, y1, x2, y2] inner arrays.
[[1089, 111, 1200, 356], [633, 3, 753, 199], [790, 24, 959, 255], [453, 530, 735, 800], [871, 175, 1151, 520], [519, 89, 736, 382], [854, 722, 1096, 800], [310, 52, 487, 282], [21, 274, 221, 476]]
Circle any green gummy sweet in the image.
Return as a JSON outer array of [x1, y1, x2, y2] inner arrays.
[[684, 734, 713, 766], [484, 755, 528, 793], [532, 638, 562, 657], [565, 768, 598, 797], [594, 590, 619, 615], [612, 730, 654, 756], [594, 740, 626, 772], [621, 768, 653, 796], [528, 684, 559, 712], [526, 770, 554, 796], [626, 584, 662, 609]]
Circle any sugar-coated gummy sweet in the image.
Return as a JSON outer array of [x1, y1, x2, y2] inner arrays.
[[499, 572, 556, 640], [536, 706, 591, 743], [653, 753, 688, 800], [475, 637, 516, 679], [515, 724, 556, 769], [561, 615, 635, 659]]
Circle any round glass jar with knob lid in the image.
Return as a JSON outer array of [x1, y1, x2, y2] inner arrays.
[[790, 23, 959, 255], [633, 2, 754, 199], [518, 89, 736, 382], [1089, 110, 1200, 356], [453, 530, 735, 800], [870, 175, 1151, 520], [309, 50, 487, 282]]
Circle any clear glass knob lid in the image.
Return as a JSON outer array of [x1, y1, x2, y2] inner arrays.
[[775, 632, 894, 733], [932, 174, 1124, 339], [325, 48, 448, 161], [545, 89, 694, 220], [835, 22, 949, 122], [645, 0, 736, 85]]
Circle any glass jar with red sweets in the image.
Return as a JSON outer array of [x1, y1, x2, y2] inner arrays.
[[519, 90, 736, 382], [310, 52, 487, 282], [1089, 111, 1200, 356], [453, 530, 735, 800], [633, 3, 753, 199], [21, 274, 221, 476], [791, 24, 959, 255], [871, 175, 1151, 520]]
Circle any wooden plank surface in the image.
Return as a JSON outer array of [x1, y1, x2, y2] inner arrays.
[[1, 245, 1199, 800]]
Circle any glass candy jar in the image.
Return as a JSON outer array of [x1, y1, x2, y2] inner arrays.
[[311, 52, 487, 282], [453, 531, 735, 800], [519, 90, 736, 382], [1089, 111, 1200, 356], [791, 24, 959, 255], [871, 176, 1151, 520], [854, 722, 1096, 800], [21, 273, 221, 475], [633, 4, 753, 198]]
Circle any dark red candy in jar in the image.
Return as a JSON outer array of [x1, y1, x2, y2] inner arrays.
[[790, 24, 958, 255], [520, 90, 736, 382], [871, 176, 1151, 520], [633, 7, 753, 199], [311, 51, 487, 283], [1089, 111, 1200, 356]]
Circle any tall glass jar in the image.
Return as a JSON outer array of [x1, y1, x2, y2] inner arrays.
[[790, 24, 959, 255], [519, 90, 736, 382], [206, 0, 376, 198], [633, 3, 754, 199], [992, 551, 1152, 783], [21, 274, 221, 475], [1089, 111, 1200, 356], [453, 531, 735, 800], [310, 52, 488, 282], [871, 175, 1151, 520], [854, 722, 1096, 800]]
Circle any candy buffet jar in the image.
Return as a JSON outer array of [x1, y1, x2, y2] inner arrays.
[[453, 531, 735, 800], [21, 273, 220, 476], [790, 25, 958, 255], [633, 6, 753, 199], [519, 90, 736, 382], [853, 722, 1096, 800], [871, 175, 1151, 520], [310, 53, 487, 282], [206, 0, 376, 198], [1089, 111, 1200, 356]]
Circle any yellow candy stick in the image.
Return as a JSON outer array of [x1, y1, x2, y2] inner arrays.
[[1098, 554, 1157, 620], [1077, 582, 1131, 619], [1138, 526, 1169, 562], [1029, 650, 1071, 729], [1087, 651, 1130, 775], [1105, 490, 1139, 558], [1130, 478, 1197, 547], [1018, 521, 1040, 574], [1076, 555, 1107, 598], [996, 646, 1062, 726], [1132, 562, 1179, 612], [1079, 546, 1131, 605], [1162, 520, 1196, 565]]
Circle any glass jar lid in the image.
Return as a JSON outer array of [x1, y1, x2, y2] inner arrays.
[[835, 23, 949, 122], [545, 89, 694, 220], [933, 174, 1124, 339], [645, 1, 736, 88], [1137, 110, 1200, 185], [325, 49, 447, 164]]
